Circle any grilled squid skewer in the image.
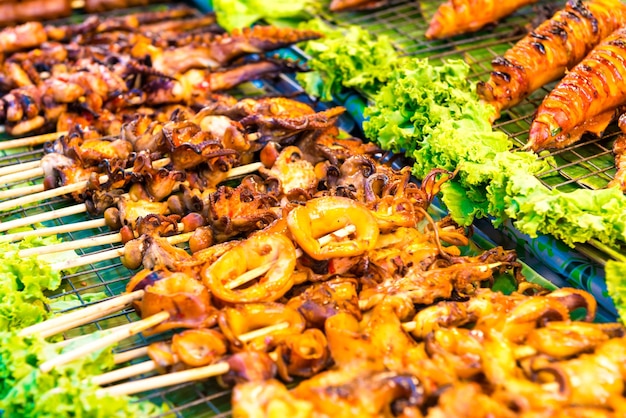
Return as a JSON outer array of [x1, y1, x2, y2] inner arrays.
[[425, 0, 538, 40], [526, 26, 626, 152], [477, 0, 626, 119]]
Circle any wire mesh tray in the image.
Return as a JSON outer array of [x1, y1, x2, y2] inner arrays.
[[0, 3, 614, 416], [318, 0, 625, 261]]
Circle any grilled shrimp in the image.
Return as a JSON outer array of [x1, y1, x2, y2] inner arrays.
[[477, 0, 626, 118], [526, 26, 626, 151], [425, 0, 538, 40]]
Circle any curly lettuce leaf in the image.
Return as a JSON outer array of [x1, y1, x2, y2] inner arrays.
[[0, 330, 163, 417], [298, 20, 399, 101], [0, 230, 76, 331], [606, 260, 626, 324], [213, 0, 323, 32]]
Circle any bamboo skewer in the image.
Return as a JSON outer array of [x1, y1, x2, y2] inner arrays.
[[0, 184, 44, 200], [0, 218, 106, 242], [20, 290, 145, 337], [39, 311, 170, 373], [0, 131, 67, 151], [0, 167, 44, 185], [0, 203, 87, 233], [0, 160, 41, 176], [113, 347, 149, 364], [92, 322, 289, 386]]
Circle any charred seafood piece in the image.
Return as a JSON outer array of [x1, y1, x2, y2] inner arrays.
[[160, 120, 238, 171], [275, 329, 331, 381], [171, 328, 229, 367], [477, 0, 626, 118], [526, 25, 626, 151], [287, 278, 362, 329], [426, 0, 539, 40], [208, 181, 280, 240], [139, 271, 218, 333]]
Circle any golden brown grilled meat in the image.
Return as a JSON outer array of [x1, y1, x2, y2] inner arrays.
[[425, 0, 538, 40], [477, 0, 626, 119], [526, 26, 626, 151]]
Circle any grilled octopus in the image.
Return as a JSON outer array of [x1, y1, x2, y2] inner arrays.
[[477, 0, 626, 119], [526, 25, 626, 151], [425, 0, 538, 40]]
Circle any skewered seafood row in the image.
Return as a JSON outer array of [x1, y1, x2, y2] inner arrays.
[[425, 0, 538, 40], [477, 0, 626, 119], [0, 0, 174, 26], [8, 96, 345, 206], [0, 7, 206, 54], [0, 6, 322, 136], [232, 286, 625, 417], [526, 25, 626, 152], [0, 22, 320, 136]]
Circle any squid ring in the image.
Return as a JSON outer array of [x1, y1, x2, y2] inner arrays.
[[218, 302, 306, 352], [287, 196, 379, 260], [202, 232, 297, 303]]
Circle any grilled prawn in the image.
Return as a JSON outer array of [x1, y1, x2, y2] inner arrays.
[[526, 26, 626, 151], [425, 0, 538, 40], [477, 0, 626, 119]]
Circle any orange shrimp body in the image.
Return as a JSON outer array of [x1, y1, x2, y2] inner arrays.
[[477, 0, 626, 118], [527, 26, 626, 151], [426, 0, 538, 40]]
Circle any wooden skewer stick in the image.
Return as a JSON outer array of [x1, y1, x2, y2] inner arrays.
[[0, 218, 106, 243], [0, 167, 44, 185], [113, 347, 149, 365], [0, 184, 44, 200], [20, 290, 145, 337], [92, 322, 289, 387], [54, 321, 141, 349], [0, 131, 67, 151], [40, 311, 170, 373], [0, 160, 41, 176], [50, 232, 194, 271], [17, 222, 186, 257], [0, 203, 87, 233]]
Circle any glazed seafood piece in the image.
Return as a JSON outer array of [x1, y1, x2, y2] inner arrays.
[[526, 26, 626, 151], [425, 0, 538, 40], [477, 0, 626, 119], [0, 18, 320, 136]]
